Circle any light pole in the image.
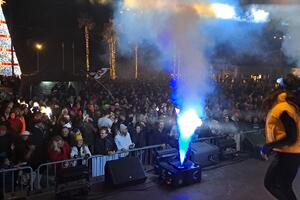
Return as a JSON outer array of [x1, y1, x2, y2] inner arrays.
[[35, 43, 43, 72]]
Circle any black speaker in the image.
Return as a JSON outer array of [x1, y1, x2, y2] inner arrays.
[[105, 157, 147, 187], [243, 133, 265, 158]]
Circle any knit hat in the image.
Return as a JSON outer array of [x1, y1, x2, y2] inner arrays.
[[75, 134, 83, 142], [120, 124, 127, 131]]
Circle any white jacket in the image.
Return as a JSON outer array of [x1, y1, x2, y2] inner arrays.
[[70, 145, 91, 158]]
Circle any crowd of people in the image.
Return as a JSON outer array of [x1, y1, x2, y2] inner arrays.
[[0, 75, 276, 170]]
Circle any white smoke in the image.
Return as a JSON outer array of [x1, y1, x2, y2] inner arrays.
[[114, 0, 211, 114], [261, 4, 300, 67]]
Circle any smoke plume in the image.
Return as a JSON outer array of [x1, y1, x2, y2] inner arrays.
[[263, 4, 300, 67]]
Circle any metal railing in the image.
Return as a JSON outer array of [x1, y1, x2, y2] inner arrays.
[[35, 144, 165, 191], [0, 166, 33, 199], [88, 144, 165, 181], [192, 129, 265, 151], [36, 157, 87, 191]]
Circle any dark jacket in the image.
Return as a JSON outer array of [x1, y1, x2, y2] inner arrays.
[[94, 136, 116, 155], [131, 131, 146, 148]]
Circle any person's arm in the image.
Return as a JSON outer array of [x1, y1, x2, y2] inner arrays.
[[25, 145, 35, 161], [114, 135, 122, 150], [48, 148, 63, 162], [84, 145, 91, 157], [70, 147, 77, 158]]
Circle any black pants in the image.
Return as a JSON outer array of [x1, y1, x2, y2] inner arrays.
[[264, 152, 300, 200]]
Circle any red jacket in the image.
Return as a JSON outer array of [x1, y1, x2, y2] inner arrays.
[[48, 143, 71, 162], [8, 118, 23, 136]]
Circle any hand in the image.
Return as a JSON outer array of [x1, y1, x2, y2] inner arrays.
[[4, 159, 10, 166], [11, 143, 15, 151], [260, 144, 272, 161], [129, 143, 135, 149], [108, 151, 115, 155]]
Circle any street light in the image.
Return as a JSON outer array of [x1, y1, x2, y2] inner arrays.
[[35, 43, 43, 51], [34, 43, 43, 72]]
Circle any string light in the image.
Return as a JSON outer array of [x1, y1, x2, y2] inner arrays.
[[0, 3, 21, 76], [111, 37, 116, 80], [85, 25, 90, 73], [104, 20, 116, 80]]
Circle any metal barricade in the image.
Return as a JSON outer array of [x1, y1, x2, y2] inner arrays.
[[88, 144, 165, 182], [192, 129, 265, 151], [0, 166, 33, 199], [35, 144, 165, 190], [36, 157, 88, 191]]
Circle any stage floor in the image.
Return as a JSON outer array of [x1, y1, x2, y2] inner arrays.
[[88, 158, 300, 200]]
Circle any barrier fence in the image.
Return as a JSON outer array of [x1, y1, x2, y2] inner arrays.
[[35, 144, 164, 191], [0, 166, 33, 199]]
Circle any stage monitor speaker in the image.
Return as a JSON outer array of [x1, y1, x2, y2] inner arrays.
[[189, 142, 220, 167], [243, 133, 265, 158], [105, 157, 147, 187]]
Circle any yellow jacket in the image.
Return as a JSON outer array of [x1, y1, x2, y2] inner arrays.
[[265, 93, 300, 153]]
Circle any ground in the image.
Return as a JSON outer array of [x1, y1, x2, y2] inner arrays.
[[88, 159, 300, 200], [29, 158, 300, 200]]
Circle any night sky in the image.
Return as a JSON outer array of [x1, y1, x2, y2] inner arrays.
[[3, 0, 112, 80], [1, 0, 286, 80]]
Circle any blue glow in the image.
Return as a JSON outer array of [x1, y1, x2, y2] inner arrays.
[[177, 109, 203, 164]]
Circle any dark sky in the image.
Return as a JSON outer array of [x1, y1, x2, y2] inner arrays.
[[3, 0, 112, 80], [1, 0, 287, 80]]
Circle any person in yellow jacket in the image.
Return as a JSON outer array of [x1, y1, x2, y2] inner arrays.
[[261, 74, 300, 200]]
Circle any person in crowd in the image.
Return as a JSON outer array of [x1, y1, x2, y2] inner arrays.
[[29, 114, 49, 168], [131, 122, 146, 148], [111, 112, 126, 137], [81, 114, 97, 153], [13, 131, 33, 165], [0, 124, 13, 165], [8, 110, 23, 140], [114, 124, 135, 151], [48, 135, 71, 162], [94, 127, 116, 155], [65, 96, 75, 110], [1, 106, 11, 122], [20, 105, 29, 132], [70, 134, 91, 159], [261, 74, 300, 200], [60, 126, 73, 146], [148, 121, 168, 145], [97, 111, 114, 129]]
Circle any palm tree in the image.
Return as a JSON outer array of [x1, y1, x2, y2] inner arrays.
[[103, 19, 117, 80], [78, 15, 95, 74]]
